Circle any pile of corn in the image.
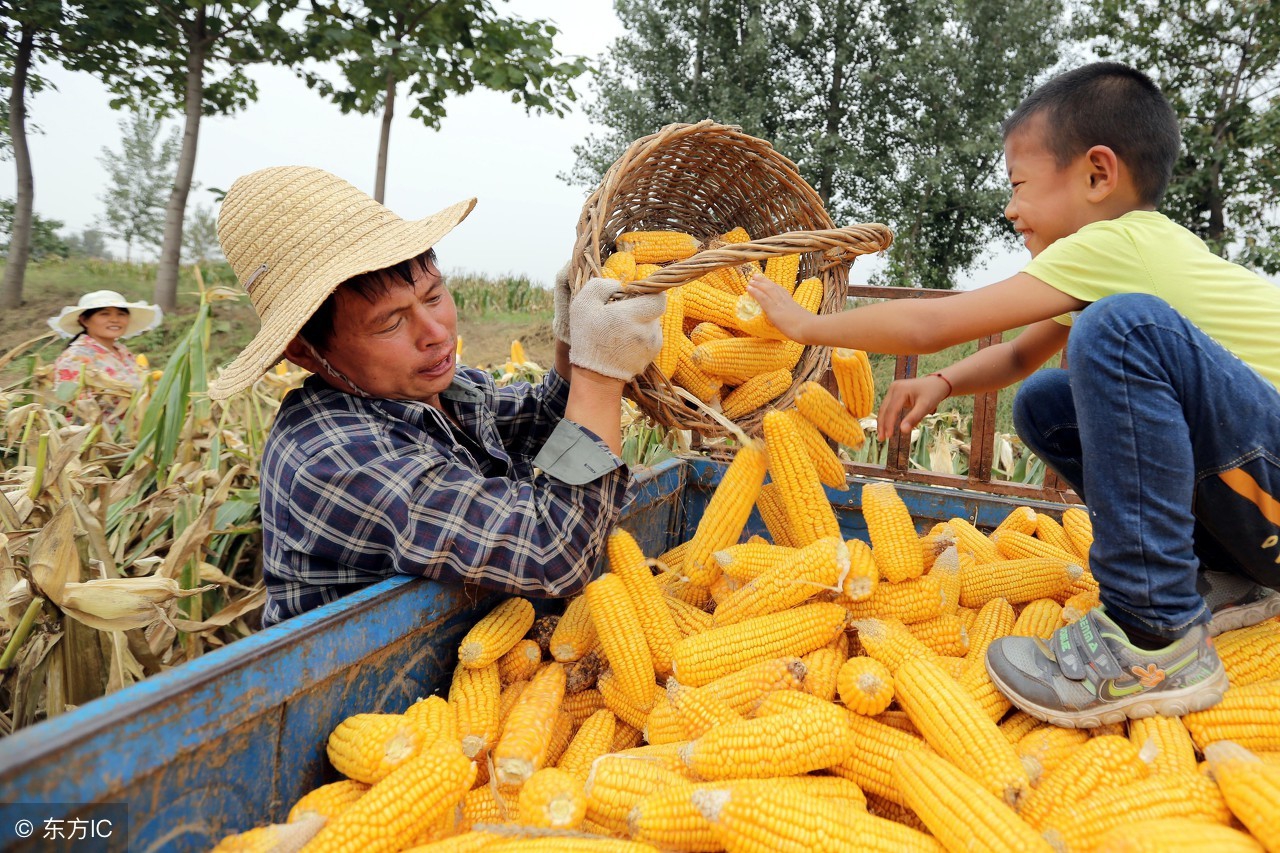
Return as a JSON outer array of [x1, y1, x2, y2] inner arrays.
[[602, 228, 868, 423], [213, 438, 1280, 852]]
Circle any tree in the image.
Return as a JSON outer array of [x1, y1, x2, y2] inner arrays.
[[1084, 0, 1280, 274], [568, 0, 1065, 289], [0, 197, 69, 260], [298, 0, 588, 202], [0, 0, 64, 308], [183, 202, 222, 263], [64, 227, 114, 260], [98, 107, 179, 263], [65, 0, 297, 311]]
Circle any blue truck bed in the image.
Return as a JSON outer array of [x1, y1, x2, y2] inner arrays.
[[0, 456, 1069, 851]]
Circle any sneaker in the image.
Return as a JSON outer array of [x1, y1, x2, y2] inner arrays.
[[1200, 570, 1280, 636], [984, 607, 1228, 729]]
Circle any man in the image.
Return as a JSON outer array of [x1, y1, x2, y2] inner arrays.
[[208, 166, 666, 626]]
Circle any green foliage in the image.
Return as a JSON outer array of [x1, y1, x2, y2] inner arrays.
[[182, 203, 222, 263], [448, 271, 554, 319], [97, 107, 179, 263], [1082, 0, 1280, 273], [0, 198, 68, 260], [567, 0, 1064, 290], [63, 228, 114, 260]]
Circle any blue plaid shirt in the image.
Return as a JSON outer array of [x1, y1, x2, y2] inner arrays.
[[259, 367, 628, 626]]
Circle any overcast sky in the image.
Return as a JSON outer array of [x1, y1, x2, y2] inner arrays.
[[2, 0, 1031, 290]]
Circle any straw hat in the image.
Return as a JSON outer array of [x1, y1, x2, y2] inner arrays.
[[48, 290, 163, 339], [207, 165, 476, 400]]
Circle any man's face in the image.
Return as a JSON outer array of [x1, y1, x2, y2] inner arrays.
[[320, 258, 458, 405]]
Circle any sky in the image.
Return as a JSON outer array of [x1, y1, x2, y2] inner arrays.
[[1, 0, 1029, 290]]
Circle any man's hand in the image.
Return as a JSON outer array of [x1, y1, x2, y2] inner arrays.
[[746, 274, 813, 343], [569, 278, 666, 381], [552, 262, 573, 345], [878, 374, 953, 439]]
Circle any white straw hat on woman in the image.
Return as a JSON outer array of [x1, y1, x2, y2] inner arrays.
[[48, 290, 163, 339], [208, 165, 475, 400]]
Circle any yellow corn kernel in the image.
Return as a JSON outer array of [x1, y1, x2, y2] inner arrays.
[[763, 410, 841, 547], [654, 288, 685, 379], [665, 594, 715, 637], [458, 597, 535, 669], [1041, 772, 1232, 851], [681, 279, 745, 330], [958, 557, 1082, 607], [496, 638, 543, 685], [327, 713, 429, 785], [862, 482, 924, 583], [667, 678, 741, 740], [1129, 715, 1198, 776], [720, 367, 793, 420], [1203, 741, 1280, 849], [784, 408, 848, 490], [762, 252, 802, 294], [210, 818, 326, 853], [992, 528, 1080, 564], [287, 779, 369, 825], [1033, 512, 1074, 554], [946, 517, 1003, 564], [756, 481, 798, 548], [688, 321, 733, 346], [673, 334, 723, 404], [584, 574, 656, 711], [617, 229, 699, 263], [583, 754, 689, 835], [607, 529, 682, 677], [795, 381, 866, 448], [459, 784, 509, 829], [671, 602, 845, 687], [1060, 587, 1100, 624], [691, 337, 794, 384], [991, 505, 1038, 539], [1016, 726, 1090, 783], [842, 538, 880, 601], [680, 701, 855, 779], [560, 687, 605, 728], [1217, 619, 1280, 686], [713, 535, 848, 626], [893, 749, 1053, 853], [550, 595, 597, 663], [921, 522, 957, 571], [838, 656, 894, 716], [713, 541, 798, 583], [403, 694, 458, 744], [904, 613, 969, 657], [853, 617, 940, 675], [1061, 506, 1094, 561], [597, 669, 663, 730], [681, 442, 768, 585], [517, 766, 587, 829], [1094, 817, 1267, 853], [601, 249, 637, 283], [1183, 679, 1280, 752], [801, 644, 846, 702], [719, 226, 751, 244], [831, 347, 874, 418], [449, 662, 501, 760], [694, 656, 807, 716], [896, 656, 1031, 808], [845, 572, 943, 624], [509, 339, 526, 365], [493, 661, 567, 787], [827, 711, 928, 805], [611, 720, 643, 752], [1011, 598, 1064, 639]]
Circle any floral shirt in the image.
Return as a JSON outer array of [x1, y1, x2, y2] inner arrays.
[[54, 336, 143, 388]]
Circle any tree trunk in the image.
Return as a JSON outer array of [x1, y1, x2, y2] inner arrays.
[[816, 3, 849, 206], [1, 24, 36, 310], [153, 25, 206, 313], [374, 70, 396, 203]]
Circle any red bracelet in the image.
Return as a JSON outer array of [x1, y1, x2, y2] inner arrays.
[[927, 372, 953, 397]]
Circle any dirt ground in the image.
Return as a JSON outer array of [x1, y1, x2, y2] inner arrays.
[[456, 316, 557, 371]]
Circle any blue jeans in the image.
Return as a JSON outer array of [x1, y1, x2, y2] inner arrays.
[[1013, 294, 1280, 642]]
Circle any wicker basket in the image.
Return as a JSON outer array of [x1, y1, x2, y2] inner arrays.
[[569, 120, 893, 438]]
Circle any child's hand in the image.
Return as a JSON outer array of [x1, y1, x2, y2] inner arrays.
[[746, 275, 812, 343], [878, 374, 952, 438]]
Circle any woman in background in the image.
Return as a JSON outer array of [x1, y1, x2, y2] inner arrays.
[[48, 290, 162, 422]]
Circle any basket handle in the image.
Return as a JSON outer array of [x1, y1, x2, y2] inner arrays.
[[621, 223, 894, 294]]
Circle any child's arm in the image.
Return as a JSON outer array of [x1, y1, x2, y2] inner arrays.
[[877, 319, 1070, 437], [746, 273, 1083, 354]]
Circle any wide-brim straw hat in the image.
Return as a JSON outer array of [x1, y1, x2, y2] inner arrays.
[[208, 165, 476, 400], [48, 290, 163, 340]]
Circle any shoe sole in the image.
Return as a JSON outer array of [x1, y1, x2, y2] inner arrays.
[[984, 657, 1230, 730], [1207, 591, 1280, 637]]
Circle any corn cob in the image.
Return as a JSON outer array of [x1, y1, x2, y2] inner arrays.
[[1061, 506, 1094, 561], [692, 780, 940, 853], [600, 250, 637, 282], [695, 656, 807, 715], [1129, 715, 1198, 776], [657, 571, 713, 610], [610, 721, 643, 752], [673, 335, 723, 403], [616, 229, 699, 263], [1033, 512, 1074, 554], [1011, 598, 1063, 638], [597, 669, 663, 730], [893, 749, 1052, 853], [1016, 725, 1090, 783], [1042, 772, 1232, 851], [795, 381, 866, 448], [861, 482, 924, 583], [713, 536, 847, 625], [904, 613, 969, 656], [853, 617, 939, 675], [1216, 619, 1280, 686], [831, 347, 875, 418], [750, 686, 830, 716], [403, 694, 458, 744], [705, 264, 753, 296], [863, 791, 930, 834], [566, 649, 604, 694], [481, 838, 658, 852], [958, 557, 1081, 607], [665, 595, 715, 637], [584, 574, 656, 711], [763, 411, 841, 547], [800, 645, 846, 701], [783, 408, 848, 489], [1093, 817, 1267, 853], [1204, 741, 1280, 849], [529, 614, 560, 657], [607, 529, 682, 677], [459, 782, 510, 827], [305, 741, 475, 853], [1060, 587, 1100, 624], [327, 713, 430, 785], [692, 337, 794, 384], [560, 688, 605, 727], [840, 537, 879, 601], [1183, 678, 1280, 751], [671, 602, 845, 686], [583, 754, 689, 835], [655, 288, 685, 379], [496, 638, 543, 685], [713, 541, 797, 583], [545, 707, 577, 768], [549, 596, 597, 665], [210, 817, 326, 853], [493, 661, 567, 786], [717, 226, 750, 244], [688, 321, 733, 346], [626, 780, 720, 852], [991, 505, 1038, 539], [755, 481, 797, 548], [680, 701, 855, 779], [515, 766, 587, 829], [681, 442, 768, 585], [946, 517, 1003, 564], [895, 656, 1031, 807], [287, 778, 369, 825], [449, 663, 502, 759], [992, 528, 1080, 564], [846, 572, 943, 624], [763, 252, 802, 292], [838, 656, 894, 716], [720, 368, 793, 420], [920, 522, 957, 571], [458, 598, 535, 669]]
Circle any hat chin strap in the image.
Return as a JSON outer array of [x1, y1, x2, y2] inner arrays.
[[301, 339, 372, 399]]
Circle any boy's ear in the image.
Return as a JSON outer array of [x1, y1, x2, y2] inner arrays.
[[1084, 145, 1121, 199]]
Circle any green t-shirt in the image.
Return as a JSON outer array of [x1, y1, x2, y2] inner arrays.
[[1024, 210, 1280, 390]]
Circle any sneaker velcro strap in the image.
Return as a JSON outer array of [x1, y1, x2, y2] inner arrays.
[[1053, 612, 1123, 682]]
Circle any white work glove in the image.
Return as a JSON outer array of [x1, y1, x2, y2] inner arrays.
[[552, 261, 573, 345], [569, 278, 667, 381]]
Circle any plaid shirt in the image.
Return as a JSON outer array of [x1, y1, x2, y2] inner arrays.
[[259, 367, 628, 626]]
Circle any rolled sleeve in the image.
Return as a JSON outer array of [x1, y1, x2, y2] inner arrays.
[[533, 419, 626, 485]]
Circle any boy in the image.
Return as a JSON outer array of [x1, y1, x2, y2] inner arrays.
[[747, 62, 1280, 727]]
